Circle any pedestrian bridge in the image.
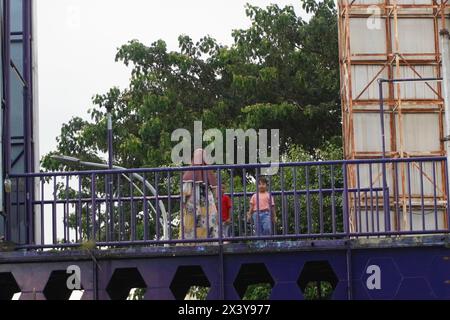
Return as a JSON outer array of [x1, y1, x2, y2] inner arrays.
[[0, 157, 449, 300]]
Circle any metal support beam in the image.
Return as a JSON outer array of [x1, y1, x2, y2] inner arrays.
[[2, 0, 11, 241], [440, 28, 450, 214]]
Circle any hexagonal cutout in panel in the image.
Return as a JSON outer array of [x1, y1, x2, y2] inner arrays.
[[233, 263, 274, 300], [297, 261, 338, 300], [43, 270, 84, 300], [0, 273, 21, 300], [106, 268, 147, 300], [170, 266, 211, 300]]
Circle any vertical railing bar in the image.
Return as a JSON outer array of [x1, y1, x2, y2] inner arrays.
[[349, 192, 361, 232], [255, 169, 260, 237], [394, 162, 400, 232], [17, 177, 21, 244], [331, 165, 337, 234], [205, 170, 210, 241], [420, 162, 426, 231], [193, 174, 197, 241], [52, 177, 57, 244], [318, 166, 324, 235], [91, 174, 96, 241], [218, 169, 223, 243], [77, 175, 82, 242], [65, 175, 69, 243], [281, 167, 287, 235], [40, 178, 45, 245], [243, 169, 247, 237], [365, 191, 369, 237], [86, 201, 90, 242], [118, 175, 124, 241], [375, 191, 380, 235], [109, 173, 114, 243], [354, 189, 358, 234], [369, 163, 375, 233], [356, 164, 362, 234], [167, 172, 172, 241], [104, 174, 109, 242], [238, 194, 242, 237], [342, 163, 350, 238], [445, 160, 450, 231], [130, 173, 135, 241], [143, 173, 148, 241], [407, 162, 413, 232], [155, 172, 160, 240], [230, 169, 235, 239], [432, 161, 439, 230], [180, 172, 185, 240], [97, 200, 102, 241], [306, 166, 312, 234], [269, 174, 275, 235], [294, 167, 300, 235]]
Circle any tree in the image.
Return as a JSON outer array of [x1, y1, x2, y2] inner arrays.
[[42, 0, 341, 173]]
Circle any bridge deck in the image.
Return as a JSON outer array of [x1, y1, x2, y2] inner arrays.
[[0, 235, 449, 300], [2, 157, 450, 300]]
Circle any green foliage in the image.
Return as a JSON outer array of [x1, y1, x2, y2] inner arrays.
[[128, 288, 146, 300], [42, 1, 340, 173], [303, 281, 334, 300], [186, 286, 209, 300], [243, 283, 272, 300]]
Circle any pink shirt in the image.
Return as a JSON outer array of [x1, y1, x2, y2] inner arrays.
[[250, 192, 274, 212]]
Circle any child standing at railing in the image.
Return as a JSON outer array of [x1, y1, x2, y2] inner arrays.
[[220, 183, 233, 238], [246, 177, 277, 236]]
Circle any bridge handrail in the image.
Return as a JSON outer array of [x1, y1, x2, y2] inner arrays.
[[9, 156, 446, 178]]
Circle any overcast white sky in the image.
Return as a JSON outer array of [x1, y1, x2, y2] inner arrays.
[[36, 0, 306, 159]]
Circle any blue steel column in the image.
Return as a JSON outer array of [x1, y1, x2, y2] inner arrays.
[[23, 0, 33, 245], [2, 0, 11, 241], [378, 79, 391, 232], [2, 0, 35, 244], [342, 162, 353, 299], [106, 106, 113, 242]]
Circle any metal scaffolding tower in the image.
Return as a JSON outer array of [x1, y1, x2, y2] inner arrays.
[[338, 0, 450, 233]]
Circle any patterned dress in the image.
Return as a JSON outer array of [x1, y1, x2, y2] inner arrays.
[[181, 181, 218, 239]]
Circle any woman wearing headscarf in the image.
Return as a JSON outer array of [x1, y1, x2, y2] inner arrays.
[[180, 148, 218, 240]]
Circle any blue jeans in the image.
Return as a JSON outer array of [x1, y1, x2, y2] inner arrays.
[[252, 211, 272, 236]]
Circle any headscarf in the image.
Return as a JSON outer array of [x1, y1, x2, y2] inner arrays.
[[182, 148, 217, 186]]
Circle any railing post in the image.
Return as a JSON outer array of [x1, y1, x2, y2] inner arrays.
[[378, 79, 391, 233], [343, 162, 353, 300], [91, 174, 97, 241], [217, 169, 223, 244], [382, 161, 391, 233], [445, 159, 450, 231], [26, 177, 34, 245], [343, 162, 350, 237]]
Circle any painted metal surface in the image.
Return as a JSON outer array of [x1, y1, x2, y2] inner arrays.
[[0, 236, 449, 300], [1, 0, 36, 244]]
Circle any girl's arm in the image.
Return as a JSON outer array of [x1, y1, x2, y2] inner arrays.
[[270, 194, 277, 224]]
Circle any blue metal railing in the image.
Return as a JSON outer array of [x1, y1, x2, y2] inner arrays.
[[8, 156, 450, 249]]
